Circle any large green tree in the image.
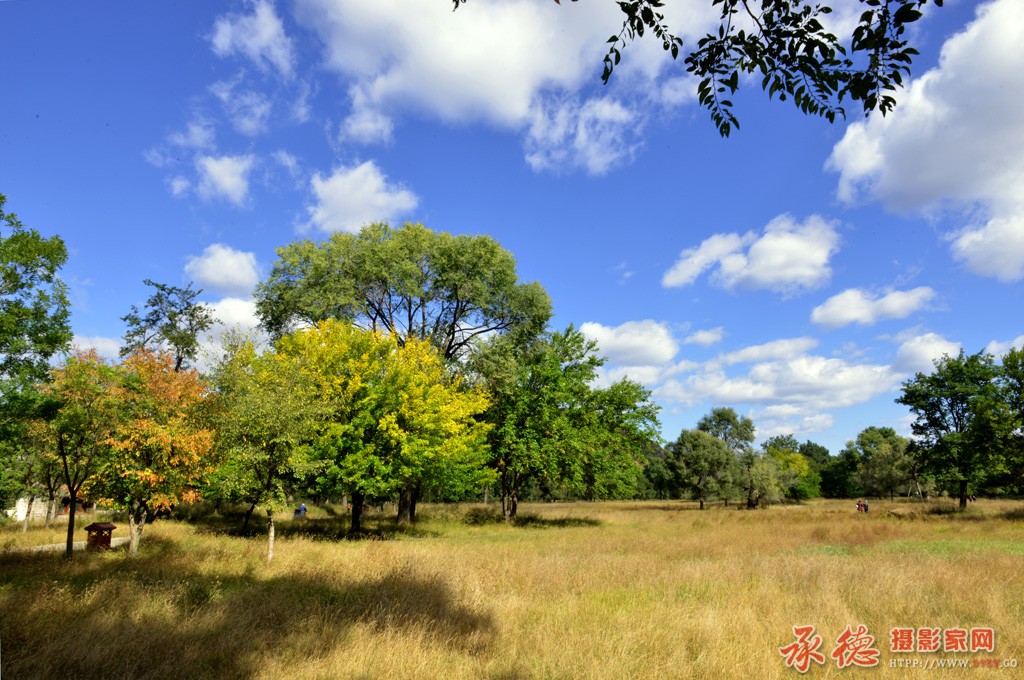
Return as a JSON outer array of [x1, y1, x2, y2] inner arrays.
[[696, 407, 760, 507], [896, 350, 999, 510], [471, 326, 658, 517], [845, 426, 911, 499], [255, 222, 551, 361], [668, 429, 734, 509], [454, 0, 942, 135]]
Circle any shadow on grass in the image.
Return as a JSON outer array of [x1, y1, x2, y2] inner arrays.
[[0, 539, 495, 680], [462, 507, 601, 529]]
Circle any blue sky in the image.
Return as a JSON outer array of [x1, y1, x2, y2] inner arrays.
[[1, 0, 1021, 453]]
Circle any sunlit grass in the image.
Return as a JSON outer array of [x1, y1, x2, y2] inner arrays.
[[2, 498, 1023, 678]]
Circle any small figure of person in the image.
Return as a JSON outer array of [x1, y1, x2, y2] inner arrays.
[[863, 500, 869, 513], [299, 503, 307, 518], [856, 500, 863, 513]]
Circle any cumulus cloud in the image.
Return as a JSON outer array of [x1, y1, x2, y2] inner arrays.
[[196, 154, 255, 205], [294, 0, 719, 172], [716, 338, 819, 367], [655, 353, 897, 412], [811, 287, 936, 328], [985, 335, 1024, 357], [751, 405, 836, 439], [662, 214, 840, 294], [684, 327, 724, 346], [892, 332, 961, 375], [73, 335, 121, 360], [305, 161, 418, 233], [168, 119, 216, 150], [827, 0, 1024, 282], [211, 0, 295, 79], [185, 244, 260, 297], [580, 320, 679, 366]]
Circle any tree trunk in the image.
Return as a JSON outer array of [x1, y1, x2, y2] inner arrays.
[[22, 497, 34, 533], [349, 490, 364, 535], [64, 491, 77, 561], [242, 501, 257, 533], [409, 486, 419, 523], [45, 493, 57, 527], [699, 497, 704, 510], [483, 485, 489, 504], [959, 480, 968, 511], [266, 508, 276, 562], [128, 501, 148, 557], [397, 487, 412, 525]]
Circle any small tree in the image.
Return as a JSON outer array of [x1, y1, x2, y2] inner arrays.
[[98, 349, 215, 556], [212, 338, 321, 561], [40, 350, 122, 560], [121, 279, 215, 372]]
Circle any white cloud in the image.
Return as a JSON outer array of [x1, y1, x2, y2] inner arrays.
[[752, 405, 836, 440], [580, 320, 679, 366], [294, 0, 720, 172], [185, 244, 260, 297], [341, 86, 394, 144], [211, 0, 295, 79], [205, 297, 262, 334], [949, 216, 1024, 282], [525, 96, 640, 175], [684, 327, 724, 347], [986, 335, 1024, 357], [169, 119, 216, 150], [72, 335, 121, 361], [210, 78, 273, 136], [827, 0, 1024, 282], [811, 287, 936, 328], [272, 150, 300, 178], [892, 332, 961, 375], [656, 354, 897, 412], [169, 176, 190, 197], [196, 154, 255, 205], [305, 161, 418, 233], [716, 338, 819, 367], [662, 214, 839, 294]]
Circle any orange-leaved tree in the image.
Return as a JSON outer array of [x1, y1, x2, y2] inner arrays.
[[99, 349, 215, 555]]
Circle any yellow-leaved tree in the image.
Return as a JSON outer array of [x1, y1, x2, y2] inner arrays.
[[279, 319, 492, 533]]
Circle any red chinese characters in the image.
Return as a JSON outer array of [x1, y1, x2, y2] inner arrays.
[[779, 625, 827, 673]]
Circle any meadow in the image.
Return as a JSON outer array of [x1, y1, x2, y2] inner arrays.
[[1, 499, 1023, 679]]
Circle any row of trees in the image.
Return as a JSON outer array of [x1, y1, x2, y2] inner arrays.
[[2, 208, 661, 560]]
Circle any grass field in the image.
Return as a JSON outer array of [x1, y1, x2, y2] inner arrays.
[[2, 499, 1023, 679]]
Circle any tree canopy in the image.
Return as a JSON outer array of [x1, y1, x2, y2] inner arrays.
[[121, 279, 215, 372], [0, 193, 72, 416], [255, 222, 551, 362], [897, 350, 999, 509], [455, 0, 943, 136]]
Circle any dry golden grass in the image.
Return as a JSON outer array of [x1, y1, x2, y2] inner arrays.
[[2, 499, 1023, 679]]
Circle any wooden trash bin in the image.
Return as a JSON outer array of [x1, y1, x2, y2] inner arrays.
[[85, 522, 117, 550]]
